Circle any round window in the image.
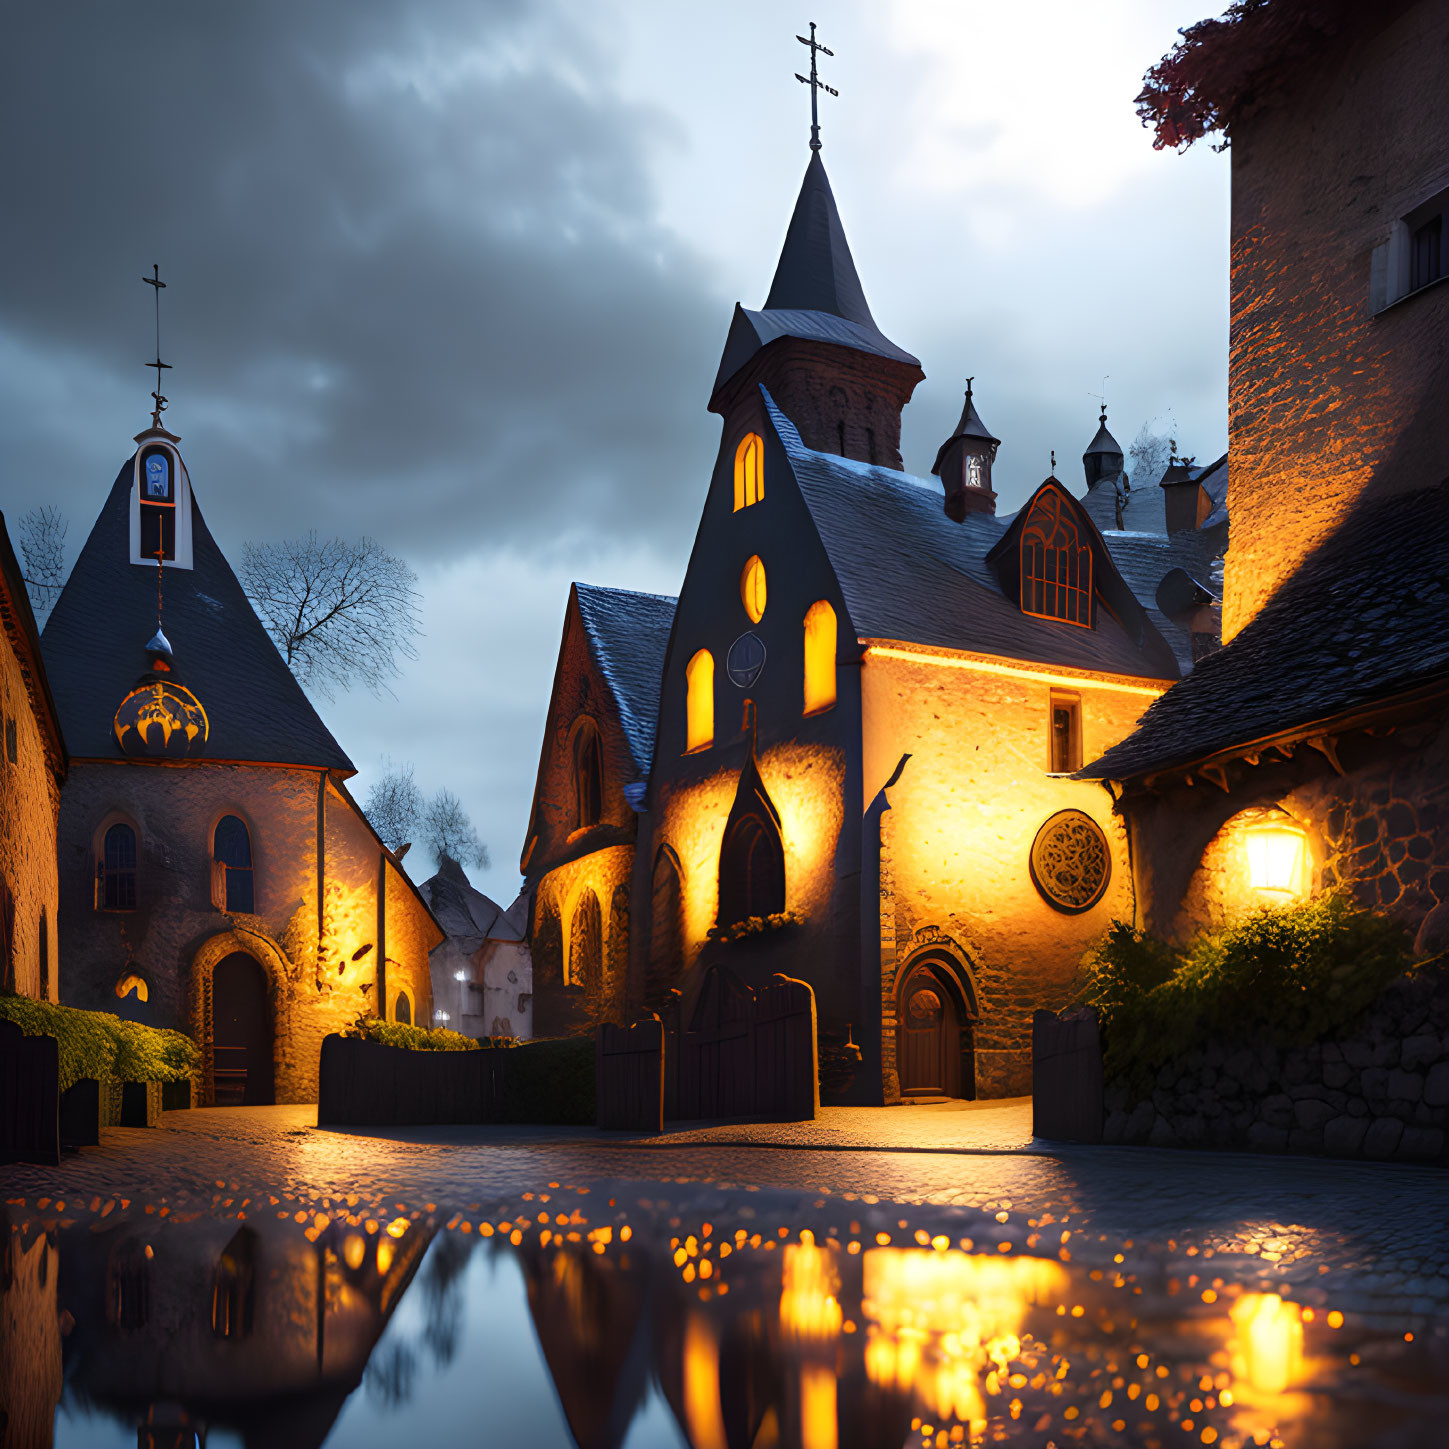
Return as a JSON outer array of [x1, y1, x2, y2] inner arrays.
[[1029, 810, 1112, 914]]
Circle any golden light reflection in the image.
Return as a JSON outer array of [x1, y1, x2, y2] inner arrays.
[[862, 1250, 1067, 1428], [780, 1244, 843, 1342], [343, 1234, 366, 1270], [683, 1313, 729, 1449], [1230, 1293, 1303, 1394], [800, 1363, 838, 1449], [376, 1240, 394, 1275]]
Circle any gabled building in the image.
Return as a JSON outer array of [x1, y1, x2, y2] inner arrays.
[[41, 414, 442, 1103], [0, 512, 67, 1000], [524, 145, 1227, 1100], [1087, 0, 1449, 957], [420, 855, 532, 1040]]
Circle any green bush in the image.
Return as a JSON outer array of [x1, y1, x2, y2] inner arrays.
[[347, 1015, 480, 1052], [1077, 895, 1412, 1086], [0, 996, 198, 1091], [494, 1037, 595, 1125]]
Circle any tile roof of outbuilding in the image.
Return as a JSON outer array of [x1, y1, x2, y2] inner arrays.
[[762, 392, 1188, 682], [419, 856, 526, 945], [573, 582, 677, 778], [1083, 479, 1449, 780], [42, 452, 353, 769]]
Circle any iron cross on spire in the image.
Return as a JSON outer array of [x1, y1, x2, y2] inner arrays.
[[143, 262, 172, 428], [796, 22, 837, 152]]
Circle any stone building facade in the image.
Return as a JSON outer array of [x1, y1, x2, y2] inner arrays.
[[41, 419, 441, 1104], [1089, 2, 1449, 962], [523, 149, 1225, 1101], [0, 513, 66, 1002]]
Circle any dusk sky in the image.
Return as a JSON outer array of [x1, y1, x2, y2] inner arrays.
[[1, 0, 1228, 899]]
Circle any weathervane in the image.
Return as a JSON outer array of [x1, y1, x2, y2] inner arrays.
[[1088, 374, 1109, 423], [1051, 450, 1057, 475], [796, 22, 837, 152], [143, 263, 171, 428]]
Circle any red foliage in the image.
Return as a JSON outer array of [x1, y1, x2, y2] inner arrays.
[[1135, 0, 1364, 151]]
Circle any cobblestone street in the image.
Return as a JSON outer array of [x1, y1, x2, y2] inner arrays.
[[5, 1103, 1447, 1331]]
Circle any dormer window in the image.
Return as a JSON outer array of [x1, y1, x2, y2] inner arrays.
[[733, 434, 764, 511], [1020, 490, 1092, 628], [129, 437, 194, 569]]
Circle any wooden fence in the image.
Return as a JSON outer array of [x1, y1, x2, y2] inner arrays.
[[595, 1017, 664, 1133], [317, 1036, 594, 1128], [1032, 1008, 1103, 1143], [0, 1017, 60, 1166]]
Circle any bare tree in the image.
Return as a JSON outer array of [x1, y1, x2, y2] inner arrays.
[[422, 788, 490, 872], [17, 506, 68, 622], [364, 759, 422, 855], [1127, 418, 1178, 492], [239, 532, 422, 698]]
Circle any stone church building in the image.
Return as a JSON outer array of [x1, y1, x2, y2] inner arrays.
[[523, 149, 1226, 1101], [41, 414, 442, 1105]]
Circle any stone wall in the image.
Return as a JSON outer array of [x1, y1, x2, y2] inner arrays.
[[0, 606, 61, 1001], [1103, 957, 1449, 1162], [864, 647, 1167, 1099], [57, 761, 439, 1104], [1222, 0, 1449, 639]]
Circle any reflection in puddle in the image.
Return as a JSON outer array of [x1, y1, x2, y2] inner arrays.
[[1, 1193, 1443, 1448]]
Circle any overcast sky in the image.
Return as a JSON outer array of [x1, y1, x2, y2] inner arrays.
[[1, 0, 1227, 900]]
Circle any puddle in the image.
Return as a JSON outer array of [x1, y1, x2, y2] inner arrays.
[[2, 1187, 1444, 1447]]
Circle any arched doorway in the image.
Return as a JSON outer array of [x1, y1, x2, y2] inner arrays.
[[212, 952, 274, 1105], [895, 954, 977, 1100]]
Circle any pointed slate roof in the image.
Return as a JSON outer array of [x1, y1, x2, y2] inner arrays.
[[573, 583, 677, 778], [1082, 479, 1449, 781], [761, 390, 1185, 682], [42, 450, 353, 769], [712, 153, 919, 396], [932, 384, 1000, 475], [1083, 413, 1125, 465], [419, 856, 527, 945]]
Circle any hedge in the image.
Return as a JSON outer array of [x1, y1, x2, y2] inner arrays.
[[347, 1015, 483, 1052], [0, 995, 199, 1092], [1076, 894, 1413, 1088]]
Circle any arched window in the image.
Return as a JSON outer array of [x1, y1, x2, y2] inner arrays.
[[573, 721, 603, 829], [393, 987, 413, 1026], [1020, 490, 1093, 627], [568, 889, 602, 990], [719, 813, 786, 926], [733, 433, 764, 511], [39, 908, 49, 1000], [685, 649, 714, 753], [100, 823, 138, 911], [646, 847, 685, 1011], [740, 555, 767, 623], [213, 815, 255, 914], [803, 600, 837, 715]]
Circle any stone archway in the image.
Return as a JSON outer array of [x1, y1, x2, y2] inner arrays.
[[894, 935, 981, 1101], [190, 929, 290, 1107]]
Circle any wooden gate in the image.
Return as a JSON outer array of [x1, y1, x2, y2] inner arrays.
[[673, 971, 818, 1123], [0, 1017, 60, 1166], [595, 1016, 664, 1133], [1032, 1008, 1103, 1143]]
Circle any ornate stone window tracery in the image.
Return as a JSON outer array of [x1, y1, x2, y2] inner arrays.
[[1021, 489, 1093, 627], [1029, 809, 1111, 914]]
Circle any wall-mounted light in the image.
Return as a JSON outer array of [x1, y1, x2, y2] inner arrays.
[[454, 970, 468, 983], [437, 1010, 451, 1024], [1245, 818, 1307, 896]]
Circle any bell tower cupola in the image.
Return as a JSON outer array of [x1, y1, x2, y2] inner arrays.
[[1082, 405, 1125, 491], [932, 379, 1000, 520]]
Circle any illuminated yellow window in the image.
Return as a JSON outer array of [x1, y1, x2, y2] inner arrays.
[[685, 649, 714, 751], [803, 600, 837, 715], [740, 555, 767, 622], [733, 433, 764, 511]]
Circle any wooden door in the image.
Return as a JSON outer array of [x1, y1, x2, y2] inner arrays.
[[897, 967, 958, 1098], [212, 953, 274, 1105]]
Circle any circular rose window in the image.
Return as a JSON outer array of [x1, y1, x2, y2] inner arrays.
[[1029, 810, 1111, 914]]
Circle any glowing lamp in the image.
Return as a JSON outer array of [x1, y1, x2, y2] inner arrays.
[[454, 970, 468, 982], [1245, 820, 1307, 895], [436, 1010, 450, 1024]]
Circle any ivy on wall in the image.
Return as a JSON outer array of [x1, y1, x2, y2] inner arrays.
[[0, 995, 198, 1091], [1077, 895, 1414, 1087]]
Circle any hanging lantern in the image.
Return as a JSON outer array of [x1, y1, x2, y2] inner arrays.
[[1245, 818, 1307, 895]]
